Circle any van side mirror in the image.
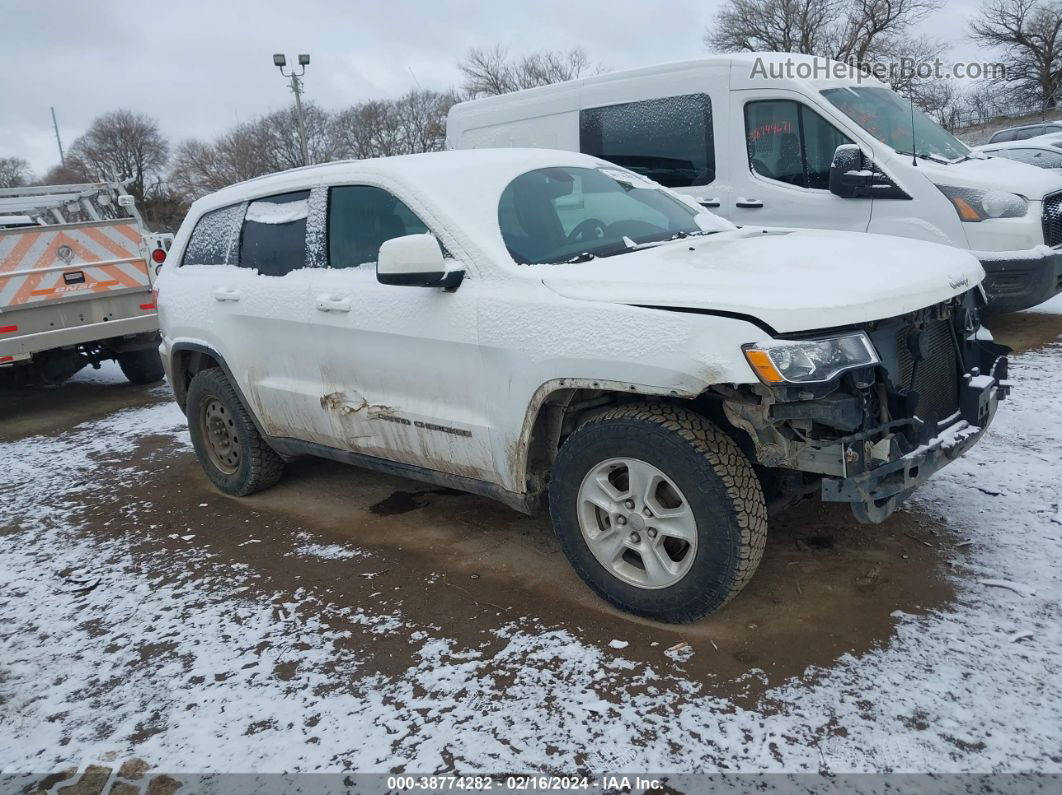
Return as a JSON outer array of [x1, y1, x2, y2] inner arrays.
[[377, 234, 464, 289], [829, 144, 909, 200]]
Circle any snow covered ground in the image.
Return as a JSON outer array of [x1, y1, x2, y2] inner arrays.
[[1, 333, 1060, 779]]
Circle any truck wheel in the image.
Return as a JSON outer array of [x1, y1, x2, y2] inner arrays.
[[117, 348, 165, 385], [549, 403, 767, 623], [186, 367, 284, 496]]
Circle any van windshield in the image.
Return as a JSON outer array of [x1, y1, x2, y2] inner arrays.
[[498, 166, 704, 265], [821, 86, 971, 163]]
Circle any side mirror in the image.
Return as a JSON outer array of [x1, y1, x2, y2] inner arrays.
[[377, 234, 464, 289], [829, 144, 910, 200]]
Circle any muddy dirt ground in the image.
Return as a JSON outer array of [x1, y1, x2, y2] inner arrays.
[[2, 306, 1060, 780]]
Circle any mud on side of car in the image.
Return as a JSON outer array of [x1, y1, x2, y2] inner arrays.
[[158, 148, 1010, 623]]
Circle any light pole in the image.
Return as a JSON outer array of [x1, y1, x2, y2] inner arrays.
[[273, 53, 310, 166]]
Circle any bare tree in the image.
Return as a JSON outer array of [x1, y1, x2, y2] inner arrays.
[[0, 156, 33, 188], [65, 110, 168, 201], [259, 102, 343, 170], [970, 0, 1062, 109], [458, 45, 600, 98], [705, 0, 943, 67]]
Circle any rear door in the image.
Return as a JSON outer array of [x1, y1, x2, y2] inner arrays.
[[174, 191, 336, 445]]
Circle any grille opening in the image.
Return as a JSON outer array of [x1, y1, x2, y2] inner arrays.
[[1042, 191, 1062, 248]]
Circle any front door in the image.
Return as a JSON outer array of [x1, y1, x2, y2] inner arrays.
[[306, 184, 496, 482], [725, 92, 873, 232]]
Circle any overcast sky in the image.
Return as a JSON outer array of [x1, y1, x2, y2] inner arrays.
[[2, 0, 987, 175]]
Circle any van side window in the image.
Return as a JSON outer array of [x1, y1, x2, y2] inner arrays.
[[579, 94, 715, 188], [745, 100, 852, 190], [181, 203, 245, 266], [327, 185, 429, 268], [238, 191, 310, 277]]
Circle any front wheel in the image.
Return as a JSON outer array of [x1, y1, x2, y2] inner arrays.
[[549, 403, 767, 623], [116, 348, 165, 385]]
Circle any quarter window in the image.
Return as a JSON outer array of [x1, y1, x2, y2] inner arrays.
[[745, 100, 852, 189], [327, 185, 429, 268], [238, 191, 310, 277], [181, 203, 244, 266], [580, 94, 716, 188]]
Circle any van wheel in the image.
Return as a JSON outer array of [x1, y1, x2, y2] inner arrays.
[[117, 348, 165, 385], [186, 367, 284, 496], [549, 403, 767, 623]]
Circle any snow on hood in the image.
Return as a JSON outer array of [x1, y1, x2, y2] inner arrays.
[[912, 154, 1062, 199], [541, 229, 985, 334]]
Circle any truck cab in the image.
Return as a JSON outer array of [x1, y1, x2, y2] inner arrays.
[[446, 53, 1062, 313]]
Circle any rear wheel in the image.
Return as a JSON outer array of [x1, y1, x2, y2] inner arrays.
[[548, 402, 767, 623], [117, 348, 165, 385], [186, 367, 284, 496]]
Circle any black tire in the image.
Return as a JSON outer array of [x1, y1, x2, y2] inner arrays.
[[117, 348, 165, 385], [186, 367, 284, 496], [548, 402, 767, 623]]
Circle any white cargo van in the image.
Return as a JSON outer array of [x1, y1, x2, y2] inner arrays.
[[447, 53, 1062, 313]]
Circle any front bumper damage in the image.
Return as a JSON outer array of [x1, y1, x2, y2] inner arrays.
[[820, 354, 1009, 522]]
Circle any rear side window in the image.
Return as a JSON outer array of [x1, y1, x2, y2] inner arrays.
[[181, 203, 244, 266], [580, 94, 716, 188], [327, 185, 429, 268], [238, 191, 310, 277], [745, 100, 852, 189], [990, 130, 1014, 143]]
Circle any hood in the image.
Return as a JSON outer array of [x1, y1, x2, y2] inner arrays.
[[911, 154, 1062, 199], [540, 229, 985, 334]]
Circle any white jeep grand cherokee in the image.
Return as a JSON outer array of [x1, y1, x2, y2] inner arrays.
[[158, 149, 1009, 622]]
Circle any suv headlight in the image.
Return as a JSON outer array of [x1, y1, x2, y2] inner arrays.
[[936, 184, 1029, 221], [743, 333, 879, 385]]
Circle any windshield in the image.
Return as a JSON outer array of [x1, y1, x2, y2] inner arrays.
[[821, 86, 971, 162], [498, 166, 704, 265]]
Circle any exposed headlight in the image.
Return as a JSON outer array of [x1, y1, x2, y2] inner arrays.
[[936, 184, 1028, 221], [742, 332, 880, 385]]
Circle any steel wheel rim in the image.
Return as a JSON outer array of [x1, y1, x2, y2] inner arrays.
[[201, 398, 240, 475], [576, 457, 698, 590]]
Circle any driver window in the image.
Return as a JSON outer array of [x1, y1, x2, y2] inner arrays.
[[327, 185, 429, 268], [745, 100, 852, 189]]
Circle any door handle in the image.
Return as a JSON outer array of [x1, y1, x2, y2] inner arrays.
[[735, 198, 764, 209], [697, 197, 721, 208], [213, 288, 241, 302], [315, 294, 351, 313]]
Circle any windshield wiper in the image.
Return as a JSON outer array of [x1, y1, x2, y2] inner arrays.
[[895, 150, 955, 165]]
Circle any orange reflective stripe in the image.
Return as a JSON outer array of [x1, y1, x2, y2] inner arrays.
[[82, 226, 136, 261], [0, 230, 40, 274]]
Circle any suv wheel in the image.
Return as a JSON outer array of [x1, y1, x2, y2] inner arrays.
[[116, 348, 165, 385], [549, 402, 767, 623], [186, 367, 284, 496]]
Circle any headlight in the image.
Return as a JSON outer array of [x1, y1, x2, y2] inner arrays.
[[743, 333, 880, 385], [936, 184, 1028, 221]]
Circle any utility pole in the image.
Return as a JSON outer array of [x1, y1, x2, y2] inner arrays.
[[273, 53, 310, 166], [50, 106, 65, 166]]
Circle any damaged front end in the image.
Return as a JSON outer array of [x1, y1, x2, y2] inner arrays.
[[720, 291, 1010, 523]]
